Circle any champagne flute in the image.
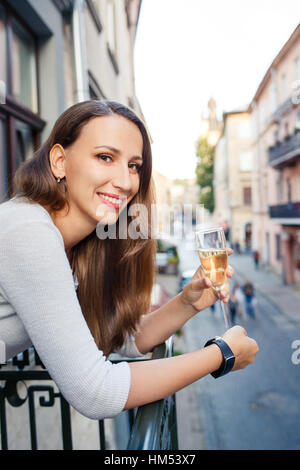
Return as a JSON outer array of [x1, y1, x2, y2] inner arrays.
[[195, 227, 231, 329]]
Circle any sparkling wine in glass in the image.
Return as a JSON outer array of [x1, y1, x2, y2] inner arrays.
[[195, 227, 231, 329]]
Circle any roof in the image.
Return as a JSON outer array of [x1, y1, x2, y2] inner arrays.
[[248, 23, 300, 109]]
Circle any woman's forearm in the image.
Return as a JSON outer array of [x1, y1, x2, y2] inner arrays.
[[125, 324, 259, 410], [124, 344, 223, 409], [134, 293, 196, 354]]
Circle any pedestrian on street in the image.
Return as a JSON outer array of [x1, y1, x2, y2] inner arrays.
[[253, 250, 260, 270], [243, 280, 256, 318], [228, 290, 238, 325], [0, 100, 258, 421], [234, 281, 244, 318], [234, 241, 241, 254]]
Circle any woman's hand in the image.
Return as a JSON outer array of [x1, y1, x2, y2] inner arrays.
[[222, 325, 259, 371], [180, 248, 234, 313]]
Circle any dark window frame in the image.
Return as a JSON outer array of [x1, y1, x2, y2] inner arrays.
[[107, 42, 119, 75], [106, 0, 119, 75], [86, 0, 103, 33], [276, 233, 281, 261], [0, 0, 45, 198], [88, 70, 107, 100]]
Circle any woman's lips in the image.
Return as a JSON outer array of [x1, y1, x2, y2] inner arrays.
[[97, 192, 126, 210]]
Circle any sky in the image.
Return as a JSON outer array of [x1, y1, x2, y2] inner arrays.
[[134, 0, 300, 180]]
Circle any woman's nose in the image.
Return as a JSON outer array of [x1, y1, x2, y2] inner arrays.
[[112, 164, 132, 193]]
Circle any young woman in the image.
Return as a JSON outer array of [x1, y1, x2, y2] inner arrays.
[[0, 100, 258, 419]]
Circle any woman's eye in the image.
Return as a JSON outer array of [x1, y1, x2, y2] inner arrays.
[[129, 163, 142, 172], [97, 154, 112, 162]]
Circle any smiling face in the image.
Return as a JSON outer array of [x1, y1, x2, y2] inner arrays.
[[55, 114, 144, 227]]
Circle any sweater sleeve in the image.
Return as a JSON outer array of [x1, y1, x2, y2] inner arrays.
[[0, 219, 131, 420]]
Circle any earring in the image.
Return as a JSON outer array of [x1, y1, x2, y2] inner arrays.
[[57, 177, 62, 183]]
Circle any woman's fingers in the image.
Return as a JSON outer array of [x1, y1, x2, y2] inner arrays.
[[227, 265, 234, 278], [192, 275, 212, 291], [219, 281, 230, 302]]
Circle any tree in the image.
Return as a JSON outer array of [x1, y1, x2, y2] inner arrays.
[[195, 137, 215, 213]]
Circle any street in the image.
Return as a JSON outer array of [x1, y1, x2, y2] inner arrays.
[[168, 239, 300, 450]]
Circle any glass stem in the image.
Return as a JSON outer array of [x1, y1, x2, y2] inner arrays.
[[220, 300, 231, 330]]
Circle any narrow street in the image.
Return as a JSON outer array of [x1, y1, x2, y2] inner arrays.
[[158, 238, 300, 450]]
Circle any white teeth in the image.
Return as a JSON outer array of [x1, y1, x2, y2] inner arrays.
[[98, 193, 122, 205]]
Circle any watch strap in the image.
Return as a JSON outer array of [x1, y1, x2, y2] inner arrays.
[[204, 336, 235, 378]]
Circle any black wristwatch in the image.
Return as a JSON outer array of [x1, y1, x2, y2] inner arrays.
[[204, 336, 235, 378]]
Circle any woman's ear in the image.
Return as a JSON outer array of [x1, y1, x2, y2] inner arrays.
[[49, 144, 66, 179]]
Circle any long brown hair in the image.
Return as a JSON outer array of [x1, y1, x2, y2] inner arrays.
[[12, 100, 156, 356]]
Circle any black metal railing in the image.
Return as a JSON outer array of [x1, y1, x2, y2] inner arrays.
[[269, 201, 300, 219], [0, 337, 178, 450], [127, 339, 178, 450], [268, 131, 300, 168]]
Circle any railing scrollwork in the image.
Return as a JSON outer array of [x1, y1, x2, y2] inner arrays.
[[0, 338, 178, 450]]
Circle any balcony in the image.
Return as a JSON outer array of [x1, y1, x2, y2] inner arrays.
[[0, 338, 178, 450], [268, 131, 300, 169], [269, 202, 300, 223]]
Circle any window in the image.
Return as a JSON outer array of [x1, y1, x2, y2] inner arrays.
[[0, 1, 44, 200], [295, 57, 300, 81], [276, 170, 283, 203], [86, 0, 102, 32], [239, 151, 252, 172], [243, 187, 252, 205], [15, 120, 35, 165], [106, 0, 119, 74], [285, 121, 289, 137], [11, 17, 38, 113], [107, 0, 116, 55], [287, 177, 292, 203], [0, 3, 6, 84], [281, 73, 288, 102], [296, 111, 300, 131], [275, 234, 281, 261], [0, 116, 7, 201], [88, 70, 106, 100], [270, 82, 277, 113]]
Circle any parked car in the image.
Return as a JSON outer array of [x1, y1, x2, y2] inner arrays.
[[156, 239, 179, 274], [155, 252, 169, 273]]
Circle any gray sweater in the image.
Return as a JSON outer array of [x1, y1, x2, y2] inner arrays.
[[0, 196, 143, 419]]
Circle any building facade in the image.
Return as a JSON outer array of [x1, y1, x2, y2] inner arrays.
[[249, 24, 300, 288], [213, 109, 253, 249], [0, 0, 142, 202]]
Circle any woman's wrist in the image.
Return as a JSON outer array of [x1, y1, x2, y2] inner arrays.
[[177, 291, 199, 317], [205, 343, 224, 372]]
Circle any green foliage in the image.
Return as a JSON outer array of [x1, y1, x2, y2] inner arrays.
[[195, 137, 215, 213]]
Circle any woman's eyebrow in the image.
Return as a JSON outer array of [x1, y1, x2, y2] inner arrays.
[[94, 145, 120, 154], [94, 145, 143, 161]]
